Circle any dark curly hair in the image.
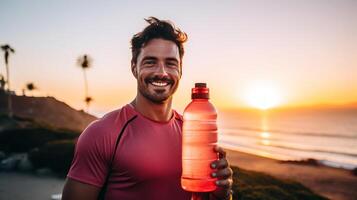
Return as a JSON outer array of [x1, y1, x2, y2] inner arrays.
[[130, 17, 188, 67]]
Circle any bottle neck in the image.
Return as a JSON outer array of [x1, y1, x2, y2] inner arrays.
[[192, 98, 208, 101]]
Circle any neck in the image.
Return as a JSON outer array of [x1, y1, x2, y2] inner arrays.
[[131, 93, 173, 122]]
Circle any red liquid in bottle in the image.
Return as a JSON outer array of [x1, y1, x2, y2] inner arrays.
[[181, 83, 218, 192]]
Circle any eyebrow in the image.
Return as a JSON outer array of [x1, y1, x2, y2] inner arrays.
[[142, 56, 157, 62]]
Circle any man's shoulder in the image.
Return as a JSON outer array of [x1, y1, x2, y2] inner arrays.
[[99, 104, 136, 124], [80, 104, 137, 138]]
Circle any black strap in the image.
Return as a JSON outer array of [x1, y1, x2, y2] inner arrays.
[[98, 115, 137, 200]]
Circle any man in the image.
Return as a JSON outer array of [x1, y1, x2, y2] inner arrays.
[[62, 17, 233, 200]]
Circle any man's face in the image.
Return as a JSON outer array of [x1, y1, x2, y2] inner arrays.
[[132, 38, 181, 104]]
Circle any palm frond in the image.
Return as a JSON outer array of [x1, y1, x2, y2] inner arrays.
[[77, 54, 92, 69], [26, 82, 37, 91], [85, 96, 93, 103], [1, 44, 15, 53]]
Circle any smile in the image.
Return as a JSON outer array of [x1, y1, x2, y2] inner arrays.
[[150, 81, 169, 87]]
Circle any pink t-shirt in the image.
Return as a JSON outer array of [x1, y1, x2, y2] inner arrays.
[[67, 104, 191, 200]]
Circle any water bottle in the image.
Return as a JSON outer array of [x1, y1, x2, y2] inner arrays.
[[181, 83, 218, 194]]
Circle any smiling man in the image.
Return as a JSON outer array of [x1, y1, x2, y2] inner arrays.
[[62, 17, 233, 200], [134, 38, 181, 111]]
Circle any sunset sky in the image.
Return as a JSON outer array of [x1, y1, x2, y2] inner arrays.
[[1, 0, 357, 116]]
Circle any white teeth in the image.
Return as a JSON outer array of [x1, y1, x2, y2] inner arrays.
[[151, 81, 169, 87]]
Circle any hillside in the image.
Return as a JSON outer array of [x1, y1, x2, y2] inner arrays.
[[0, 90, 97, 132]]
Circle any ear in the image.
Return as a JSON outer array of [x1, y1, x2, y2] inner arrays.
[[179, 63, 182, 78], [131, 63, 138, 79]]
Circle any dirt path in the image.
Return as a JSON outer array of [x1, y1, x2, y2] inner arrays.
[[0, 172, 64, 200]]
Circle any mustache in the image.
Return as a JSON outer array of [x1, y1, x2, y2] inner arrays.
[[145, 76, 174, 84]]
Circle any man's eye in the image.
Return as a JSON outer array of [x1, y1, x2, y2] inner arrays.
[[167, 62, 178, 68], [144, 60, 155, 65]]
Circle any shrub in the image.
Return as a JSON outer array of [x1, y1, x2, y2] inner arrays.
[[231, 166, 328, 200], [29, 139, 76, 176], [0, 128, 78, 153]]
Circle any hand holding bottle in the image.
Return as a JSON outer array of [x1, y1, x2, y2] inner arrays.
[[209, 146, 233, 200]]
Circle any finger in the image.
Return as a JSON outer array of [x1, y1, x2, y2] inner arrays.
[[212, 168, 233, 180], [215, 178, 233, 189], [211, 158, 229, 169], [214, 146, 226, 159]]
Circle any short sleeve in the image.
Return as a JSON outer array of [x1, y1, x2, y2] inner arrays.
[[67, 120, 113, 187]]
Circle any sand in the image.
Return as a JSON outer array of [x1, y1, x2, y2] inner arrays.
[[0, 150, 356, 200], [226, 149, 357, 200]]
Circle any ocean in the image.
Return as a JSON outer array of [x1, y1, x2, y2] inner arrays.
[[217, 108, 357, 169]]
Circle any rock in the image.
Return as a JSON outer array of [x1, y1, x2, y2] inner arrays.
[[0, 151, 5, 160], [0, 153, 34, 171], [51, 193, 62, 200], [35, 167, 54, 176], [0, 153, 25, 171], [17, 153, 33, 171], [352, 168, 357, 176]]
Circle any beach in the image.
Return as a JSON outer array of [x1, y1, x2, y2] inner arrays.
[[1, 149, 356, 200], [226, 149, 357, 200]]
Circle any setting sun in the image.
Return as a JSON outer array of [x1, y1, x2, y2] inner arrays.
[[244, 83, 282, 110]]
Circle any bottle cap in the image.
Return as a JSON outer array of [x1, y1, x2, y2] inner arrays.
[[192, 82, 209, 99]]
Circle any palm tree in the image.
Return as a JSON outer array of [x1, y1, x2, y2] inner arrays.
[[25, 82, 37, 96], [77, 54, 93, 112], [85, 96, 94, 112], [1, 44, 15, 118], [0, 74, 5, 91]]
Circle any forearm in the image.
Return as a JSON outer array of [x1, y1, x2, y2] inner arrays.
[[62, 178, 101, 200]]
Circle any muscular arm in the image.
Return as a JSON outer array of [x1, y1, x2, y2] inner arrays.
[[62, 178, 101, 200]]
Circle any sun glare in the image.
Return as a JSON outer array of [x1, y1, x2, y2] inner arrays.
[[244, 83, 282, 110]]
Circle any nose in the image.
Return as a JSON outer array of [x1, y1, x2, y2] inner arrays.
[[155, 61, 168, 76]]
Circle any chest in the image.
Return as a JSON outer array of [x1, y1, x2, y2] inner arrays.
[[112, 122, 183, 181]]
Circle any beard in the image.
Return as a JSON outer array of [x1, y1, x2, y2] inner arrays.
[[138, 75, 179, 104]]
